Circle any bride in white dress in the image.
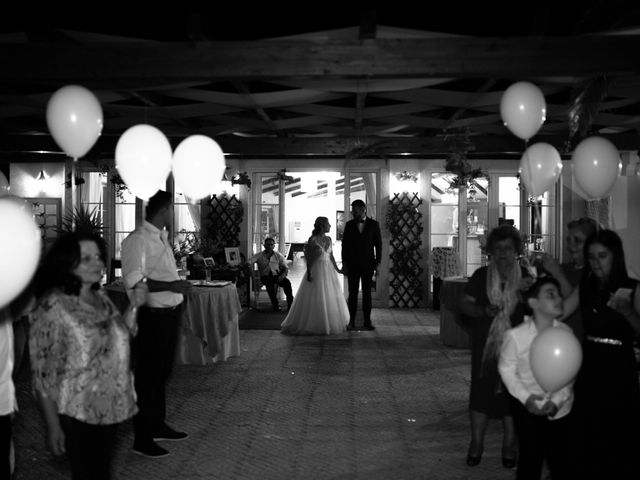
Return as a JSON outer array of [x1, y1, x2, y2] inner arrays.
[[281, 216, 349, 335]]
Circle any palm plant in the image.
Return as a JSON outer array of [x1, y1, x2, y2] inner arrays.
[[59, 204, 104, 236]]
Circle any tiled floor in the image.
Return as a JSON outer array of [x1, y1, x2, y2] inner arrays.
[[12, 307, 518, 480]]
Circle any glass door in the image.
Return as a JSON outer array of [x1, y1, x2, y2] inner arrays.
[[345, 171, 378, 294], [430, 172, 489, 278], [252, 173, 282, 255], [252, 169, 378, 296]]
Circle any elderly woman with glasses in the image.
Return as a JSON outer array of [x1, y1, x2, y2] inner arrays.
[[459, 224, 534, 469]]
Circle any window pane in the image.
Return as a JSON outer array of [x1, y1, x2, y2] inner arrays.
[[498, 176, 521, 230], [173, 187, 200, 236]]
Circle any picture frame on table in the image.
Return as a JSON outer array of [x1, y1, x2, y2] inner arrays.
[[225, 247, 241, 266], [203, 257, 215, 268]]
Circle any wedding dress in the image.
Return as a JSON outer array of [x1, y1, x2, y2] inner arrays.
[[281, 236, 349, 335]]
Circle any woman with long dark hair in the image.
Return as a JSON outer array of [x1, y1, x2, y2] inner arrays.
[[29, 231, 147, 480], [561, 229, 640, 478]]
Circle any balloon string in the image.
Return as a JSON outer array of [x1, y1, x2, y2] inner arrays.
[[533, 202, 541, 246]]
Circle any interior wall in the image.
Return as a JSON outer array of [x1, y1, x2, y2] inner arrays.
[[9, 162, 65, 199]]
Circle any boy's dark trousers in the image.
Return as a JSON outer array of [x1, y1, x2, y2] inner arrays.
[[511, 398, 575, 480]]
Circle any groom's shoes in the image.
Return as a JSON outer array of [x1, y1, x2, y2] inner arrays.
[[347, 322, 355, 331], [362, 323, 375, 330]]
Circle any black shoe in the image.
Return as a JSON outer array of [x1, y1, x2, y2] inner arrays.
[[363, 324, 375, 330], [133, 441, 170, 458], [501, 446, 516, 469], [466, 453, 482, 466], [153, 426, 189, 441], [347, 322, 355, 331], [272, 305, 281, 312]]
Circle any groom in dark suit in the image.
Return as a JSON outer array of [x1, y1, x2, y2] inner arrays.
[[341, 199, 382, 330]]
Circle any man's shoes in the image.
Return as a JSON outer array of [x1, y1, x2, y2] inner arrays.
[[363, 324, 375, 330], [133, 441, 170, 458], [466, 453, 482, 467], [347, 322, 355, 331], [152, 425, 189, 441], [272, 305, 281, 312]]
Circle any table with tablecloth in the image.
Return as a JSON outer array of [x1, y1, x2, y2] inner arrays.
[[106, 281, 242, 366], [439, 276, 471, 348], [429, 247, 460, 309]]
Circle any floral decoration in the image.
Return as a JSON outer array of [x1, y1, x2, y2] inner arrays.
[[99, 164, 130, 201], [275, 169, 294, 182], [395, 171, 419, 183], [231, 171, 251, 189], [443, 128, 487, 191]]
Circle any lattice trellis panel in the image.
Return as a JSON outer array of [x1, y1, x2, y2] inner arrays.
[[206, 194, 244, 250], [387, 192, 424, 308]]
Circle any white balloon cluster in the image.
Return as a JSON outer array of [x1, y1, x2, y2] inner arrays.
[[501, 81, 620, 200], [115, 129, 226, 202], [45, 84, 227, 202]]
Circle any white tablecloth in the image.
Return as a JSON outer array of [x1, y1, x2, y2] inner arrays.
[[177, 283, 242, 365], [106, 282, 241, 366]]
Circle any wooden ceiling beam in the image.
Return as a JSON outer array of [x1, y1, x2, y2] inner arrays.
[[2, 36, 639, 85], [2, 133, 638, 162]]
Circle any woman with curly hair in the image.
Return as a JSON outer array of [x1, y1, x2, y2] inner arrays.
[[460, 224, 534, 469]]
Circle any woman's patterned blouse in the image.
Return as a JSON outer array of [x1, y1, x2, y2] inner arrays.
[[29, 289, 138, 425]]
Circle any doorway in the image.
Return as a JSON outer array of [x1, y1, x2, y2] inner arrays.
[[250, 170, 379, 298]]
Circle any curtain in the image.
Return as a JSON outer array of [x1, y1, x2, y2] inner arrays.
[[79, 172, 103, 204], [187, 202, 201, 230], [115, 204, 135, 258], [362, 173, 377, 219]]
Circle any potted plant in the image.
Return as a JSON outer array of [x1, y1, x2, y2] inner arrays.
[[59, 204, 104, 236]]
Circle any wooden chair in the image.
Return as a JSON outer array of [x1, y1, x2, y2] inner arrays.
[[250, 263, 280, 309]]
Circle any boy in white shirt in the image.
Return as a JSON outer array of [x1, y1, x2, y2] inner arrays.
[[498, 276, 575, 479]]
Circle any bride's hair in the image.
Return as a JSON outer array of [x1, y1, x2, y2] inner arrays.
[[312, 216, 329, 235]]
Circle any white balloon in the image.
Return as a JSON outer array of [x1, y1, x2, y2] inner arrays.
[[519, 143, 563, 197], [115, 125, 173, 201], [500, 81, 546, 140], [172, 135, 226, 201], [530, 327, 582, 393], [0, 171, 9, 196], [46, 85, 103, 159], [0, 197, 41, 309], [572, 136, 621, 200]]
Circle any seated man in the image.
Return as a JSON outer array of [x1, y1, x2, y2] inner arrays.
[[248, 237, 294, 311]]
